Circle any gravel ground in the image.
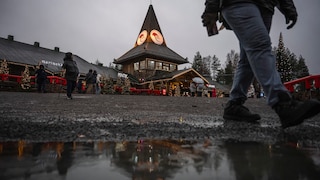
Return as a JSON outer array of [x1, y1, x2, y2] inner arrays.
[[1, 92, 320, 147]]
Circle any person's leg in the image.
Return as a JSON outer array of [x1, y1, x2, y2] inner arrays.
[[71, 80, 76, 94], [222, 3, 320, 127], [66, 80, 72, 98], [229, 45, 254, 102], [222, 3, 287, 107], [37, 82, 41, 93], [41, 81, 46, 93]]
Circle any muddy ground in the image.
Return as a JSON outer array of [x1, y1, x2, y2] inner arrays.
[[1, 92, 320, 147]]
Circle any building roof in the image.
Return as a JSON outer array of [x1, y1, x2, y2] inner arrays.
[[0, 36, 117, 78], [115, 5, 188, 65], [115, 42, 188, 64], [142, 68, 210, 85]]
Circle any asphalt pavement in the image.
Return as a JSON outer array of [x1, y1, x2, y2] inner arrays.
[[1, 92, 320, 148]]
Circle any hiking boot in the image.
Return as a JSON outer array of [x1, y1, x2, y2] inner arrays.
[[223, 100, 261, 122], [273, 92, 320, 129]]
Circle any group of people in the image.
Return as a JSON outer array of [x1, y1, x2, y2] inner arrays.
[[84, 69, 101, 94], [35, 0, 320, 129], [34, 52, 102, 98], [189, 82, 205, 97], [61, 52, 101, 99]]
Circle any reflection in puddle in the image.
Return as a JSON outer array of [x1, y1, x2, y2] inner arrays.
[[0, 139, 320, 180]]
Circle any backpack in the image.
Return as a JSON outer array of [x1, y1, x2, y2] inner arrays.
[[68, 61, 79, 75]]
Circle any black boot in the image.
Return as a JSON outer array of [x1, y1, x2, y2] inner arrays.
[[223, 99, 261, 122], [273, 92, 320, 129]]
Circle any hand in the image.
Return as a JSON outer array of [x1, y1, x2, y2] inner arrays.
[[202, 12, 219, 36], [201, 12, 218, 27], [285, 15, 297, 29]]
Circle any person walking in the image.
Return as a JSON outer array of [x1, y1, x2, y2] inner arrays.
[[35, 64, 47, 93], [62, 52, 79, 99], [201, 0, 320, 128]]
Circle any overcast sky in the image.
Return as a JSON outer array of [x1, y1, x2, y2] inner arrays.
[[0, 0, 319, 74]]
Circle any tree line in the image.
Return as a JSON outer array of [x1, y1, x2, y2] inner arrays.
[[191, 33, 310, 86]]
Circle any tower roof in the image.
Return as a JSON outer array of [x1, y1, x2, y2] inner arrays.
[[115, 5, 188, 65]]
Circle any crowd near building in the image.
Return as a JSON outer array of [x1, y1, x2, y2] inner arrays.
[[0, 4, 227, 97]]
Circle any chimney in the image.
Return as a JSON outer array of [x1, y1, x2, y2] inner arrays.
[[8, 35, 14, 41], [54, 47, 60, 52], [34, 42, 40, 47]]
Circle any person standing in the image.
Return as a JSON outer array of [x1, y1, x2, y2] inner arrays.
[[62, 52, 79, 99], [201, 0, 320, 128], [95, 71, 101, 94], [35, 64, 47, 93], [85, 69, 94, 94], [189, 82, 196, 97]]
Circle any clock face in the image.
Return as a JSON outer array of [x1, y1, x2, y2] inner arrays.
[[136, 30, 148, 46], [150, 29, 163, 45]]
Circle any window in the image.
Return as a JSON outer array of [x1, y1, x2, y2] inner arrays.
[[163, 63, 169, 71], [140, 60, 146, 69], [134, 62, 139, 71], [156, 62, 162, 70], [170, 64, 177, 71], [148, 60, 155, 69]]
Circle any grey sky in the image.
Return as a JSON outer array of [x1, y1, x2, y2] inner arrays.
[[0, 0, 319, 74]]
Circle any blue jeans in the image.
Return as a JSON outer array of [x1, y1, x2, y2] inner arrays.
[[67, 80, 76, 98], [222, 3, 289, 107]]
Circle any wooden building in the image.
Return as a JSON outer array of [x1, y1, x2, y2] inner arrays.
[[114, 4, 211, 95]]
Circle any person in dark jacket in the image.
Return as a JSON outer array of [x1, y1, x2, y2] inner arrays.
[[62, 52, 79, 99], [202, 0, 320, 128], [35, 64, 47, 93], [84, 69, 94, 94]]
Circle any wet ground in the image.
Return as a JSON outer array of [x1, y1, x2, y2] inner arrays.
[[1, 92, 320, 179]]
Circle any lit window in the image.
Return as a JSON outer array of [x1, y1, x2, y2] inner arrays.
[[148, 60, 155, 69]]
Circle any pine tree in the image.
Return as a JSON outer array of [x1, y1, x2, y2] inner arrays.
[[224, 59, 234, 85], [192, 51, 203, 73], [296, 55, 309, 78], [202, 56, 211, 76], [216, 68, 225, 84], [226, 50, 239, 74], [192, 52, 211, 76], [211, 55, 221, 81], [276, 33, 293, 83]]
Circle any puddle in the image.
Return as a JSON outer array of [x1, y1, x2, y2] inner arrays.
[[0, 140, 320, 180]]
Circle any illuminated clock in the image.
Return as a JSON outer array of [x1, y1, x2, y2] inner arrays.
[[150, 29, 163, 45], [136, 30, 147, 45]]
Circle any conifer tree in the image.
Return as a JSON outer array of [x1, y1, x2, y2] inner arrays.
[[216, 68, 226, 84], [211, 55, 221, 80], [296, 55, 309, 78], [202, 56, 211, 76], [276, 33, 293, 83], [192, 52, 211, 76], [192, 51, 203, 73], [224, 59, 234, 85]]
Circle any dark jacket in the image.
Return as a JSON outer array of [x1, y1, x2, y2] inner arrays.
[[35, 68, 47, 83], [62, 58, 79, 81], [85, 71, 94, 84], [204, 0, 297, 18]]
